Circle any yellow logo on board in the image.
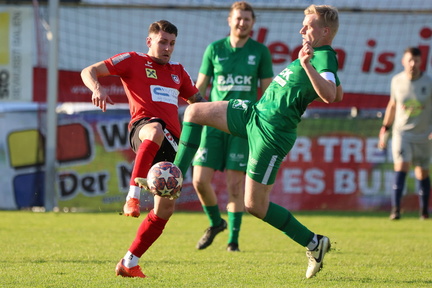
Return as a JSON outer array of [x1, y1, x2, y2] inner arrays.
[[0, 12, 10, 65]]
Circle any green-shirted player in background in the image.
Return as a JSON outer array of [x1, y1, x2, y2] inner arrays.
[[175, 5, 343, 278], [193, 1, 273, 252]]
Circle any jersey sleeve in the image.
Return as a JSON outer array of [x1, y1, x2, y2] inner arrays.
[[104, 52, 134, 78], [313, 50, 340, 86], [198, 44, 214, 77]]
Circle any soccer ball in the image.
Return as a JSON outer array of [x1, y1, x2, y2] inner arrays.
[[147, 161, 183, 200]]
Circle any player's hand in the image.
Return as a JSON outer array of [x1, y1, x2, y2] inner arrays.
[[91, 88, 114, 112], [299, 40, 313, 66], [378, 126, 390, 150]]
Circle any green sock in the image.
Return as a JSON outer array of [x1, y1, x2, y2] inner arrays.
[[173, 122, 203, 176], [203, 205, 222, 227], [228, 211, 243, 244], [263, 202, 313, 247]]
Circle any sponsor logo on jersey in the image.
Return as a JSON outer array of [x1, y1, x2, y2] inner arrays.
[[248, 55, 256, 65], [402, 99, 424, 117], [146, 68, 157, 79], [150, 85, 179, 106], [171, 74, 180, 84], [218, 56, 228, 62], [112, 53, 130, 65], [145, 61, 153, 68], [274, 68, 293, 87], [217, 74, 252, 91]]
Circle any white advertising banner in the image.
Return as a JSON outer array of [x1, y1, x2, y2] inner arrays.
[[0, 7, 33, 102], [55, 7, 432, 98]]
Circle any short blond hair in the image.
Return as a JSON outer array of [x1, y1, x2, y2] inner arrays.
[[304, 5, 339, 39], [230, 1, 255, 19]]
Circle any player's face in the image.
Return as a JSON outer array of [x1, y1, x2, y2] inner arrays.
[[146, 31, 176, 65], [299, 14, 330, 47], [402, 52, 422, 79], [228, 9, 255, 39]]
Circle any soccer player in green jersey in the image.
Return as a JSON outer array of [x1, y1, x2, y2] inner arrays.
[[193, 1, 273, 252], [175, 4, 343, 278]]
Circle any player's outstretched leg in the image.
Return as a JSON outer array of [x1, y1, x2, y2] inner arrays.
[[305, 235, 331, 278], [196, 219, 227, 250]]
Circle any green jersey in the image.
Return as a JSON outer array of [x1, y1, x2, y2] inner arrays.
[[255, 45, 340, 131], [199, 37, 274, 102]]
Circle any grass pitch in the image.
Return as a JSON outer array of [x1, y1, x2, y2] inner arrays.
[[0, 210, 431, 287]]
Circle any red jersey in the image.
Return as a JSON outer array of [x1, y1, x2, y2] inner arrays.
[[104, 52, 198, 138]]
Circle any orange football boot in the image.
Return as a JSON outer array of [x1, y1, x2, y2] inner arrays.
[[123, 198, 140, 218], [115, 259, 146, 278]]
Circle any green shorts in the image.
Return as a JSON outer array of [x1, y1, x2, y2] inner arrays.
[[192, 126, 248, 172], [226, 99, 297, 185]]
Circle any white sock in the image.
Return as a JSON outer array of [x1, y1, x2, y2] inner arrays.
[[123, 251, 139, 268], [126, 185, 141, 201], [306, 234, 319, 251]]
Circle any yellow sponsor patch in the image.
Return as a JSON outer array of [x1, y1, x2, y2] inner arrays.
[[146, 68, 157, 79]]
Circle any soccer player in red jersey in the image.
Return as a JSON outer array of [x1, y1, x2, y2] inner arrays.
[[81, 20, 204, 278]]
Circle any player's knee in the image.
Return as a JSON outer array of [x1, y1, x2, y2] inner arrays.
[[228, 188, 244, 200], [139, 124, 164, 144], [192, 178, 208, 195], [154, 201, 175, 219], [183, 105, 198, 122], [244, 205, 260, 218]]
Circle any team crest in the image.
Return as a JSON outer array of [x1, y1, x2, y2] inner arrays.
[[171, 74, 180, 84], [146, 68, 157, 79], [247, 55, 256, 65]]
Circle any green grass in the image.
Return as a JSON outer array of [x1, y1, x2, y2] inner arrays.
[[1, 210, 431, 287]]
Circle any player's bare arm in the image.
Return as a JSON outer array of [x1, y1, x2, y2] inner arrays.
[[195, 73, 211, 100], [81, 61, 115, 112], [186, 92, 207, 104], [335, 84, 344, 102], [378, 98, 396, 149], [382, 98, 396, 127], [314, 84, 343, 103], [299, 41, 337, 103]]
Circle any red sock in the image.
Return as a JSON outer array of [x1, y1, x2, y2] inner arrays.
[[129, 140, 160, 186], [129, 209, 168, 257]]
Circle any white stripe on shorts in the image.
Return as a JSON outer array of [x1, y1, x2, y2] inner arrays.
[[262, 155, 278, 185]]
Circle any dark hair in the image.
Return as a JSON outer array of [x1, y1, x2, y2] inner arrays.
[[148, 20, 178, 37], [404, 47, 421, 57]]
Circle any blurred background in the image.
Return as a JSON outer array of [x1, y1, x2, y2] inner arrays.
[[0, 0, 431, 212]]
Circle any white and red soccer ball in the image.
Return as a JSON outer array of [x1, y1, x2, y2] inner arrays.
[[147, 161, 183, 199]]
